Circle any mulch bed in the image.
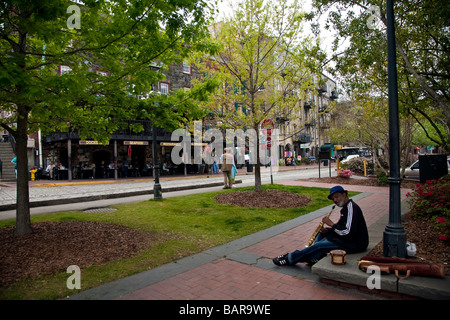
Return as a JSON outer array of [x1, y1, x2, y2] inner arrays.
[[213, 189, 312, 208], [0, 221, 157, 287], [367, 217, 450, 274]]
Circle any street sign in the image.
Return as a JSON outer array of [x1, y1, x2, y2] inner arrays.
[[261, 119, 274, 130], [261, 119, 274, 147]]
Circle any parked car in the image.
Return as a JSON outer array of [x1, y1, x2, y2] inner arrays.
[[403, 157, 450, 180]]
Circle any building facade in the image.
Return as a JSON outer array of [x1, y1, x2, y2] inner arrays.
[[278, 74, 338, 163], [34, 60, 204, 180], [1, 62, 338, 180]]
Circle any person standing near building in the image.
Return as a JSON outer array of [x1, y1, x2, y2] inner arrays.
[[221, 148, 233, 189], [45, 161, 55, 180]]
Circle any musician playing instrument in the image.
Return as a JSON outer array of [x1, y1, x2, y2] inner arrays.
[[272, 186, 369, 266]]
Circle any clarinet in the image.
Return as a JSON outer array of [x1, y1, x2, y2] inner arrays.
[[305, 205, 336, 247]]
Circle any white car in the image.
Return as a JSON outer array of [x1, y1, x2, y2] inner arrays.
[[403, 157, 450, 180], [340, 155, 359, 164]]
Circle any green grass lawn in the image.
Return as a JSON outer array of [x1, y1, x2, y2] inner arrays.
[[0, 184, 357, 300]]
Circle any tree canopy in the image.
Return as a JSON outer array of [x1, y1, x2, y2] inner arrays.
[[310, 0, 449, 152], [194, 0, 323, 191], [0, 0, 217, 235]]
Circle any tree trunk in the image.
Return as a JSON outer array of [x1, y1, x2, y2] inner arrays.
[[14, 105, 32, 236], [254, 127, 262, 192]]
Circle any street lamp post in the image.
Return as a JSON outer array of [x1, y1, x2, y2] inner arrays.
[[67, 122, 72, 182], [152, 124, 162, 200], [383, 0, 406, 258]]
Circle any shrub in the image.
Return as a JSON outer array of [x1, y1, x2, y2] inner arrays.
[[300, 157, 313, 165], [342, 157, 374, 175], [436, 217, 449, 241], [337, 169, 353, 178], [406, 175, 450, 240], [376, 169, 388, 185]]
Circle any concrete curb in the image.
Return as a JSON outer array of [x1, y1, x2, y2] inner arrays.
[[0, 180, 242, 211]]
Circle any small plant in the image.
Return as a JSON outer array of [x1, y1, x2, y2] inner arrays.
[[406, 175, 450, 241], [337, 169, 353, 178], [376, 169, 388, 185]]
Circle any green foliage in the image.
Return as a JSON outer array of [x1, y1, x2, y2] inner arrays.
[[311, 0, 450, 152], [406, 175, 450, 240], [0, 0, 219, 233], [375, 169, 388, 185], [201, 0, 318, 131], [406, 176, 450, 220]]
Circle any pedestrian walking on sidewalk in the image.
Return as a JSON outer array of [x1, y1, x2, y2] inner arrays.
[[273, 185, 369, 266], [11, 157, 17, 178], [221, 148, 233, 189]]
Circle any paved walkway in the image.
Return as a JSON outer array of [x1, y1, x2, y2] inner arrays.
[[1, 167, 448, 301], [111, 185, 396, 301]]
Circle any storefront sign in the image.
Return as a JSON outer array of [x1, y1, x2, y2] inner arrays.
[[124, 141, 149, 145], [79, 140, 109, 145]]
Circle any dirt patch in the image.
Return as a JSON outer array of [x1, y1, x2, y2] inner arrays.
[[0, 221, 157, 287], [367, 217, 450, 274], [213, 189, 312, 208]]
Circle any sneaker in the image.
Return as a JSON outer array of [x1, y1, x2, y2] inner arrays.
[[272, 253, 290, 266]]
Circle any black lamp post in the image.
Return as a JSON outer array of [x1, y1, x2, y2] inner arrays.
[[152, 124, 162, 200], [383, 0, 406, 258], [67, 122, 72, 182]]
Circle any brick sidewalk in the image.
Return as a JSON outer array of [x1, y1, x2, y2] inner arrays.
[[113, 181, 411, 300]]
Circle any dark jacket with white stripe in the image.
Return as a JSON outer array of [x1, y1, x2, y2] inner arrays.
[[325, 199, 369, 253]]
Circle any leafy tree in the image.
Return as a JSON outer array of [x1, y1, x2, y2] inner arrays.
[[0, 0, 217, 235], [330, 96, 417, 174], [194, 0, 322, 191], [310, 0, 450, 152]]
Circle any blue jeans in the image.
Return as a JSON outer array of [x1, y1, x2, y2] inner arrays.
[[288, 232, 342, 265]]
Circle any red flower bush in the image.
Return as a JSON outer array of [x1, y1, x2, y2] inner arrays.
[[406, 175, 450, 240]]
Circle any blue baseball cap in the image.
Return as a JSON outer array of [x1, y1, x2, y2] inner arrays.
[[328, 186, 347, 200]]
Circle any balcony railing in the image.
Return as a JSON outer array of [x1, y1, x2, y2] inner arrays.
[[294, 133, 312, 143], [43, 119, 173, 143]]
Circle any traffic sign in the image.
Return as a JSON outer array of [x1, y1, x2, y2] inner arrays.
[[261, 119, 274, 130]]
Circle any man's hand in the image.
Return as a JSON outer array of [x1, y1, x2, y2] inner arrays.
[[322, 216, 334, 227], [319, 226, 330, 234]]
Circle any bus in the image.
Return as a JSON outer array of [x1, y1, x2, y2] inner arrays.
[[335, 146, 371, 161]]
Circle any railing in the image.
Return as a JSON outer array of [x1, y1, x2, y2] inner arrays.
[[43, 119, 174, 142], [294, 133, 312, 143]]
